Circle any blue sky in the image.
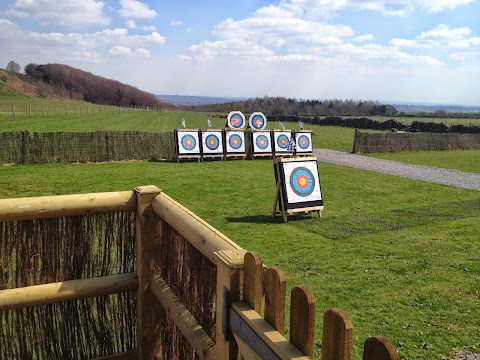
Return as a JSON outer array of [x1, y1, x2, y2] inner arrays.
[[1, 0, 479, 105]]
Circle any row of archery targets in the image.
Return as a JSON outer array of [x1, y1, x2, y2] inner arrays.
[[174, 111, 313, 162], [174, 111, 323, 222]]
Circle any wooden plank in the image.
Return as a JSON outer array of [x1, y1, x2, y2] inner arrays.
[[264, 267, 286, 335], [135, 185, 162, 360], [243, 252, 263, 313], [150, 275, 216, 360], [0, 191, 136, 222], [363, 336, 399, 360], [230, 301, 309, 360], [0, 273, 137, 311], [151, 192, 242, 266], [322, 308, 353, 360], [289, 285, 316, 358]]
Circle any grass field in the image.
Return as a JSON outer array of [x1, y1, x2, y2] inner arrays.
[[1, 98, 479, 359]]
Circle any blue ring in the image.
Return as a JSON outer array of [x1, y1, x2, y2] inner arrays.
[[276, 134, 289, 149], [297, 135, 310, 149], [181, 134, 196, 150], [251, 115, 266, 129], [228, 134, 243, 149], [205, 134, 220, 150], [290, 167, 315, 196], [255, 134, 269, 150]]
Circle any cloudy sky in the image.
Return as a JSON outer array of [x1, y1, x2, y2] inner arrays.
[[1, 0, 479, 105]]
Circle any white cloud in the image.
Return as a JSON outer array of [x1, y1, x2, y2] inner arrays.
[[109, 45, 151, 57], [281, 0, 474, 16], [352, 34, 375, 42], [125, 20, 136, 29], [170, 20, 184, 27], [118, 0, 157, 19], [390, 24, 477, 49], [188, 39, 274, 60], [4, 0, 110, 27]]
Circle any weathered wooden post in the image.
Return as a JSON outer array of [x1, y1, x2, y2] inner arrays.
[[214, 249, 245, 360], [135, 185, 162, 360]]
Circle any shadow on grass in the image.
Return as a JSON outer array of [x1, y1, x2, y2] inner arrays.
[[225, 213, 316, 224]]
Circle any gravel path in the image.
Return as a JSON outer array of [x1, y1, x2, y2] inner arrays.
[[313, 149, 480, 191]]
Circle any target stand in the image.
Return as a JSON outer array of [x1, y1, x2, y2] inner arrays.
[[225, 130, 247, 160], [201, 129, 225, 161], [272, 156, 324, 223], [250, 130, 273, 159], [272, 129, 294, 159], [175, 129, 202, 162], [294, 130, 313, 157]]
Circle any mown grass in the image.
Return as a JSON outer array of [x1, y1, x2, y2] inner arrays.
[[0, 159, 478, 360], [369, 150, 480, 174]]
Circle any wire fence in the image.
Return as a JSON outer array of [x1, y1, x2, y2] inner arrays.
[[0, 105, 160, 117]]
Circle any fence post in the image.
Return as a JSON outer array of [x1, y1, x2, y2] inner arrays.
[[363, 336, 399, 360], [20, 130, 28, 165], [290, 285, 316, 358], [352, 128, 359, 153], [135, 185, 162, 360], [214, 249, 246, 360], [322, 308, 353, 360]]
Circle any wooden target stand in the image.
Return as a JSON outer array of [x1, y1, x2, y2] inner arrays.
[[272, 156, 324, 223]]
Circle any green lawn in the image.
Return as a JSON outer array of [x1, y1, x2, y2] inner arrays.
[[1, 159, 478, 360], [370, 150, 480, 174]]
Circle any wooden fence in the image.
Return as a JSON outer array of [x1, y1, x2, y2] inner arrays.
[[0, 186, 400, 359], [352, 129, 480, 154], [0, 130, 175, 164]]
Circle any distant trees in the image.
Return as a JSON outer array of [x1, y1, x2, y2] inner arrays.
[[23, 63, 170, 109], [194, 96, 400, 118], [6, 61, 21, 73]]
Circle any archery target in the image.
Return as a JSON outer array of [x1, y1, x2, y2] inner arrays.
[[177, 130, 200, 155], [295, 132, 312, 153], [227, 111, 246, 129], [201, 130, 224, 154], [249, 112, 267, 130], [225, 131, 245, 153], [252, 131, 272, 153], [273, 131, 293, 154], [282, 160, 322, 204]]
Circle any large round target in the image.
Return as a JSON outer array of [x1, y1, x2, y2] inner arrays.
[[256, 134, 269, 149], [276, 134, 289, 149], [289, 167, 315, 197], [228, 111, 246, 129], [249, 112, 267, 130], [297, 135, 310, 150], [205, 134, 220, 150], [181, 134, 197, 150], [228, 134, 243, 149]]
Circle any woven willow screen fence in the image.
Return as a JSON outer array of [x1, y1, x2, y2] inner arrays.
[[0, 131, 175, 165]]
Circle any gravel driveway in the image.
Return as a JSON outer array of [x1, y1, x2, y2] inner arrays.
[[313, 149, 480, 191]]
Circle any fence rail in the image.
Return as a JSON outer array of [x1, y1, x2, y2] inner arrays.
[[352, 129, 480, 153], [0, 186, 400, 359]]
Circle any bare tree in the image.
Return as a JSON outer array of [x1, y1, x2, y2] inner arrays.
[[6, 60, 21, 73]]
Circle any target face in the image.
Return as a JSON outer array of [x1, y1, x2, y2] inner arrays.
[[249, 112, 267, 130], [273, 131, 293, 153], [283, 160, 322, 204], [295, 132, 312, 153], [225, 131, 245, 153], [201, 130, 224, 154], [177, 130, 200, 155], [227, 111, 246, 129], [252, 131, 272, 153]]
